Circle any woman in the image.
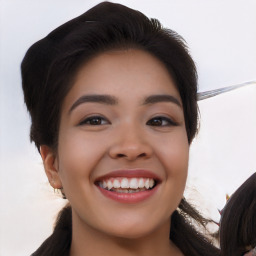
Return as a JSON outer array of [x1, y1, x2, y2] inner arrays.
[[21, 2, 220, 255], [220, 172, 256, 256]]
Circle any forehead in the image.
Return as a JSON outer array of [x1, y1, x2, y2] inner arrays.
[[63, 49, 181, 108]]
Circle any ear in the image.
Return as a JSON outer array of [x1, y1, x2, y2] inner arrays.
[[40, 145, 62, 189]]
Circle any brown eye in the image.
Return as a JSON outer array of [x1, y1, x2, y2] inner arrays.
[[79, 116, 109, 126], [146, 117, 177, 126]]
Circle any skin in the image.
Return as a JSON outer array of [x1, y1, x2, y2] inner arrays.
[[41, 49, 189, 256]]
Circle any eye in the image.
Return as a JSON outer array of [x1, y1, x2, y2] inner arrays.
[[79, 116, 110, 126], [146, 116, 178, 126]]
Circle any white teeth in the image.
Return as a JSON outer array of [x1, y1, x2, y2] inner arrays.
[[149, 179, 154, 188], [107, 180, 113, 190], [145, 178, 150, 189], [120, 178, 129, 188], [130, 178, 138, 189], [99, 177, 156, 191], [138, 178, 144, 188], [114, 188, 146, 193], [113, 179, 120, 188]]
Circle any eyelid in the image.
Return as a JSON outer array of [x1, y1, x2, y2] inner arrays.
[[78, 115, 110, 126], [146, 115, 179, 126]]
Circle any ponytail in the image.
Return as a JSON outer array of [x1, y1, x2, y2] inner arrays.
[[31, 204, 72, 256], [171, 198, 220, 256]]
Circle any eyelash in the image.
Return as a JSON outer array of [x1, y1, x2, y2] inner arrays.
[[146, 116, 178, 127], [79, 115, 177, 127], [79, 116, 110, 126]]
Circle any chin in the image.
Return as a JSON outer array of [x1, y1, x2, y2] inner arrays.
[[107, 226, 158, 240], [99, 216, 170, 240]]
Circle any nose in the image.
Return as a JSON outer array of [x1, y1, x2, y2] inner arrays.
[[108, 126, 153, 161]]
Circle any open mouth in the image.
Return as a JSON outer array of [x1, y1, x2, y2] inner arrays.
[[96, 177, 157, 193], [94, 170, 161, 203]]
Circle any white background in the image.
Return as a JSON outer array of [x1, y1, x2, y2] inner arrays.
[[0, 1, 255, 255]]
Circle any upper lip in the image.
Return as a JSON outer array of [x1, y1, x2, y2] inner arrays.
[[94, 169, 162, 183]]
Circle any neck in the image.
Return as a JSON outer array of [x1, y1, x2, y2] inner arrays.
[[70, 211, 183, 256]]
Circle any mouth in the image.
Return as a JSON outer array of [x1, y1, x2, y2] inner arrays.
[[97, 177, 156, 193], [94, 170, 161, 203]]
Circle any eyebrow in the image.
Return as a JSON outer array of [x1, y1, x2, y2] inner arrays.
[[143, 94, 182, 107], [69, 93, 182, 114], [69, 94, 118, 113]]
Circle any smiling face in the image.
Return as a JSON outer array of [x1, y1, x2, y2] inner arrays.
[[43, 49, 189, 239]]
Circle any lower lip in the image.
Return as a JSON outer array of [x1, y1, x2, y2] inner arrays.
[[97, 186, 159, 204]]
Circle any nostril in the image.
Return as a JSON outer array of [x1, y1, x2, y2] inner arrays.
[[109, 142, 153, 160], [116, 152, 148, 159], [117, 153, 126, 158]]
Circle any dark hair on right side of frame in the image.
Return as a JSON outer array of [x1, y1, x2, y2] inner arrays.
[[21, 2, 220, 256], [220, 172, 256, 256]]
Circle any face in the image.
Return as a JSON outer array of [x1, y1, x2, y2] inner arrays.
[[47, 49, 189, 239]]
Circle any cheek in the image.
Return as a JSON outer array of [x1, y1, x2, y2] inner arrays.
[[155, 129, 189, 199], [56, 130, 104, 189], [150, 131, 189, 222], [156, 129, 189, 176]]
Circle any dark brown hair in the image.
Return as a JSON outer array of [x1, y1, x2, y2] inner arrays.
[[21, 2, 219, 255], [220, 173, 256, 256], [21, 1, 198, 151]]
